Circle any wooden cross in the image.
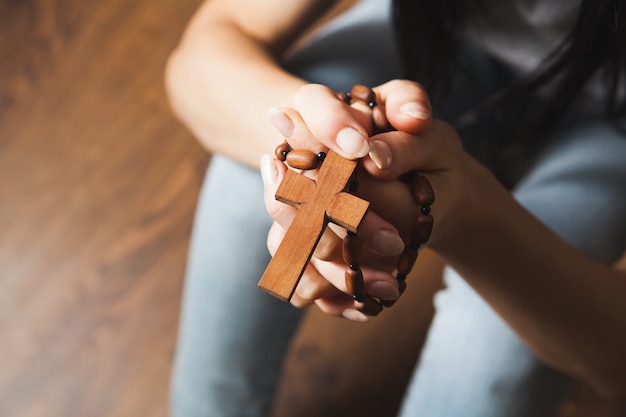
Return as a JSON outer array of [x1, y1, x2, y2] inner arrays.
[[258, 150, 370, 301]]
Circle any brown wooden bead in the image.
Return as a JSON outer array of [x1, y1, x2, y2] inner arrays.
[[397, 246, 418, 276], [411, 213, 433, 245], [285, 150, 320, 170], [342, 232, 361, 266], [398, 279, 407, 296], [350, 84, 376, 104], [345, 266, 364, 301], [411, 174, 435, 206], [275, 142, 291, 161], [355, 295, 383, 316]]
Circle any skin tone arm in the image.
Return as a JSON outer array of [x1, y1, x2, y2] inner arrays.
[[165, 0, 339, 168], [436, 158, 626, 400], [262, 82, 626, 399], [166, 1, 435, 260]]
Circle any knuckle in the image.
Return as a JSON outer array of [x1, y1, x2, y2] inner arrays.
[[293, 83, 334, 107]]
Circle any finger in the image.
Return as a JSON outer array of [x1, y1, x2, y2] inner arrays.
[[373, 79, 433, 135], [312, 226, 343, 261], [318, 209, 406, 262], [315, 291, 387, 322], [269, 104, 375, 159], [312, 257, 400, 303], [291, 264, 343, 308], [315, 294, 368, 321], [261, 154, 296, 227], [267, 221, 285, 256], [268, 222, 346, 308], [363, 120, 462, 180], [356, 173, 418, 238], [268, 107, 327, 156], [291, 84, 371, 160], [350, 210, 406, 258]]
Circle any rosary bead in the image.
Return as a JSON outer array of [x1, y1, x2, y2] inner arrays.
[[411, 174, 435, 206], [396, 246, 418, 276], [275, 142, 291, 161], [286, 150, 320, 170], [411, 213, 433, 244], [342, 232, 361, 265], [345, 266, 364, 301], [398, 279, 407, 294], [350, 85, 376, 105]]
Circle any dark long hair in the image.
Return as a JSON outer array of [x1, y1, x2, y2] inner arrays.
[[393, 0, 626, 185]]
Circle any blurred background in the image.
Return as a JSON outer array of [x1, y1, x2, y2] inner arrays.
[[0, 0, 208, 415]]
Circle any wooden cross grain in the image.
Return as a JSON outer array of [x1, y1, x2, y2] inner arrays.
[[258, 150, 370, 301]]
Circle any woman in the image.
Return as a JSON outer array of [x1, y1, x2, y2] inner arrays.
[[165, 0, 626, 415]]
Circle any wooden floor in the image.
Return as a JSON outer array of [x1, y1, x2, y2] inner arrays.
[[0, 1, 208, 416]]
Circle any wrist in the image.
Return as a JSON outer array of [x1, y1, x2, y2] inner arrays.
[[427, 155, 512, 260]]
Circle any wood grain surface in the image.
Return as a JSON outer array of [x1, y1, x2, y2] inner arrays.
[[0, 1, 207, 416]]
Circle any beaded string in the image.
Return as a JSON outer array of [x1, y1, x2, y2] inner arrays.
[[275, 85, 434, 316]]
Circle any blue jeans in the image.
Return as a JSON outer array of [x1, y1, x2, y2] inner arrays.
[[169, 156, 303, 417], [169, 118, 626, 417]]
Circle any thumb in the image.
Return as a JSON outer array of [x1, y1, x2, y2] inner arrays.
[[375, 80, 433, 134]]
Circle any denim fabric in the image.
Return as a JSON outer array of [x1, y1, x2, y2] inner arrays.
[[169, 157, 303, 417]]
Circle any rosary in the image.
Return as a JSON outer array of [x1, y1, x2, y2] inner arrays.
[[258, 85, 434, 317]]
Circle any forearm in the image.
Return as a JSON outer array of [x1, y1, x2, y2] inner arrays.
[[435, 160, 626, 397], [165, 1, 333, 167]]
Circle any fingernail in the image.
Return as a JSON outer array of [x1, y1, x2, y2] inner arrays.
[[368, 140, 392, 170], [336, 127, 369, 158], [342, 308, 369, 323], [369, 281, 400, 301], [400, 102, 431, 120], [268, 107, 294, 138], [260, 154, 277, 186], [371, 230, 405, 256]]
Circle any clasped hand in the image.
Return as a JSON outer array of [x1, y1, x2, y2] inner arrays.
[[261, 80, 478, 322]]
